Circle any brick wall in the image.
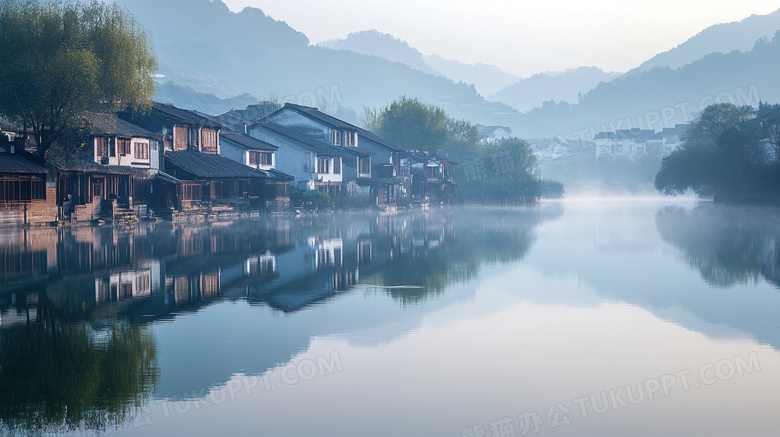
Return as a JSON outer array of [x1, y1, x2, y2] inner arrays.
[[0, 188, 58, 227], [72, 197, 102, 222]]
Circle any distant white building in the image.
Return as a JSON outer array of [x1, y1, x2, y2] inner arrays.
[[477, 125, 513, 144], [534, 137, 572, 161], [594, 124, 686, 161]]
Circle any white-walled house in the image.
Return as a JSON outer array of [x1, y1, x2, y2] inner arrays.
[[219, 130, 277, 171], [594, 125, 686, 161], [219, 130, 294, 210], [89, 113, 162, 170], [477, 125, 513, 144], [263, 103, 360, 149], [248, 122, 347, 195], [261, 104, 388, 198]]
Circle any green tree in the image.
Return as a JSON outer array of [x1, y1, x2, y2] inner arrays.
[[0, 0, 157, 157], [367, 96, 563, 202], [655, 103, 769, 201], [371, 96, 449, 151]]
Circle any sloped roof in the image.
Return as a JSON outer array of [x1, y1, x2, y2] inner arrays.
[[277, 104, 359, 131], [0, 152, 46, 174], [357, 128, 407, 153], [154, 171, 182, 185], [260, 168, 294, 181], [165, 151, 266, 179], [252, 123, 344, 157], [87, 113, 160, 139], [46, 147, 138, 174], [477, 125, 512, 138], [220, 131, 278, 151], [153, 102, 222, 129]]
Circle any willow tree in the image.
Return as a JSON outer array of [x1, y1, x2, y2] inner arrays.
[[0, 0, 157, 157]]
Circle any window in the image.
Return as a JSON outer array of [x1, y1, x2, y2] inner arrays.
[[32, 180, 45, 200], [248, 151, 272, 166], [317, 158, 330, 174], [333, 158, 341, 174], [134, 142, 149, 159], [202, 128, 217, 151], [345, 131, 356, 146], [174, 125, 188, 150], [331, 130, 341, 146], [276, 182, 289, 197], [181, 183, 202, 201], [358, 157, 370, 175], [118, 139, 131, 155], [95, 137, 109, 157]]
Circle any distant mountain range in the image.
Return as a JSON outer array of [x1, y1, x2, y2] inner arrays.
[[635, 8, 780, 72], [515, 31, 780, 138], [121, 0, 780, 139], [318, 30, 441, 77], [421, 54, 521, 96], [120, 0, 515, 125], [488, 67, 620, 112], [315, 30, 616, 106]]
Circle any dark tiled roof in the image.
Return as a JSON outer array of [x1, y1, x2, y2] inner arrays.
[[251, 123, 345, 157], [153, 102, 222, 129], [165, 151, 266, 179], [46, 147, 138, 174], [0, 152, 46, 174], [260, 168, 294, 181], [220, 131, 278, 151], [87, 113, 160, 139], [278, 104, 359, 131], [154, 171, 182, 185], [357, 128, 406, 153]]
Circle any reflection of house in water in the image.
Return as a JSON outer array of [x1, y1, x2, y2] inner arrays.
[[308, 237, 343, 271], [95, 268, 154, 304], [0, 211, 459, 324]]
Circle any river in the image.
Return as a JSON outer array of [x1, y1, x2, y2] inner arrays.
[[1, 200, 779, 436]]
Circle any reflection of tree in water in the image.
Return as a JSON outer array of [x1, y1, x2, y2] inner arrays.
[[365, 206, 563, 304], [656, 205, 780, 287], [0, 295, 159, 434]]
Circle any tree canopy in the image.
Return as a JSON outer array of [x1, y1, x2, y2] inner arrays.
[[364, 96, 449, 152], [0, 0, 157, 157], [364, 96, 564, 202], [654, 103, 780, 203]]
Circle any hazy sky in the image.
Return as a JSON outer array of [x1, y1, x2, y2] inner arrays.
[[220, 0, 777, 77]]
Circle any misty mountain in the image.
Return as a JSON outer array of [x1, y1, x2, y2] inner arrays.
[[488, 67, 620, 113], [317, 31, 523, 96], [120, 0, 515, 125], [635, 8, 780, 72], [154, 82, 260, 116], [318, 30, 441, 77], [512, 32, 780, 139], [422, 55, 521, 96]]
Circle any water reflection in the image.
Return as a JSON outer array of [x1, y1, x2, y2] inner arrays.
[[656, 204, 780, 287], [0, 304, 158, 434], [3, 202, 780, 436], [0, 207, 563, 419]]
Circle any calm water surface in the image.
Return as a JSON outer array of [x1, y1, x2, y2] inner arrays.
[[1, 200, 780, 436]]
